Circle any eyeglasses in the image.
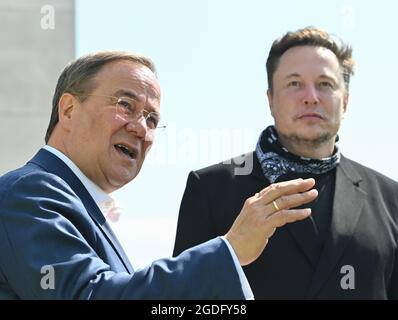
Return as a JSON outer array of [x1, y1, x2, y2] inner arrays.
[[85, 94, 166, 131]]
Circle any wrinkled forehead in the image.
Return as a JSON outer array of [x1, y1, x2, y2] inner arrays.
[[94, 60, 161, 103], [129, 65, 161, 100]]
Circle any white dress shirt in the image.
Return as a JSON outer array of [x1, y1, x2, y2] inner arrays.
[[42, 145, 254, 299]]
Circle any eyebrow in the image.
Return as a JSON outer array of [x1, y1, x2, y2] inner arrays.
[[112, 89, 160, 113], [284, 73, 301, 79], [318, 74, 337, 82], [284, 73, 337, 83], [112, 89, 138, 99]]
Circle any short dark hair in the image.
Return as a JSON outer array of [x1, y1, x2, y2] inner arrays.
[[266, 26, 354, 92], [45, 51, 156, 143]]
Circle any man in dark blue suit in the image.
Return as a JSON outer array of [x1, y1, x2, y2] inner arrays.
[[0, 51, 318, 299]]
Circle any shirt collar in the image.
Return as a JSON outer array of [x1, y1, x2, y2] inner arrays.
[[42, 145, 115, 214]]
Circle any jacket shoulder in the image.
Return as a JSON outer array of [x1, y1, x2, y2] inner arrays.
[[342, 156, 398, 187], [0, 163, 76, 207], [1, 162, 63, 185], [341, 156, 398, 208]]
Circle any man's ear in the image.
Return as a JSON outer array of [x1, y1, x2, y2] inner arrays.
[[342, 93, 349, 118], [57, 93, 78, 131], [267, 89, 275, 117]]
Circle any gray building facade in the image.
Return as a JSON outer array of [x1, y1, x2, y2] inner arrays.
[[0, 0, 75, 174]]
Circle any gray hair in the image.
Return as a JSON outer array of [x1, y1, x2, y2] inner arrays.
[[45, 51, 156, 143]]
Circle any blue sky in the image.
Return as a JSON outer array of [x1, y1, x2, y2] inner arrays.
[[76, 0, 398, 268]]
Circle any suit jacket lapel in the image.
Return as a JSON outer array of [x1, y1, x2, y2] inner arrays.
[[285, 214, 322, 268], [306, 155, 367, 298], [29, 149, 134, 274]]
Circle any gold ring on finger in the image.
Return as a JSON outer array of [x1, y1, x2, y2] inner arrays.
[[272, 200, 280, 212]]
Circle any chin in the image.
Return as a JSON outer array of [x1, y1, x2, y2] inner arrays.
[[278, 127, 330, 146], [295, 124, 327, 137], [298, 131, 325, 141], [111, 168, 140, 189], [298, 130, 334, 145]]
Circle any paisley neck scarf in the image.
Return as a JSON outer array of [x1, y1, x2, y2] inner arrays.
[[255, 126, 340, 183]]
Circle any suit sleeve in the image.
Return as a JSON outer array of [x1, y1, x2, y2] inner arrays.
[[0, 172, 244, 299], [173, 171, 220, 257]]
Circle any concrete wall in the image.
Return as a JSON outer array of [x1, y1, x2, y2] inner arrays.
[[0, 0, 75, 174]]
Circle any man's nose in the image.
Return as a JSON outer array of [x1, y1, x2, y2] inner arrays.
[[302, 84, 320, 105], [126, 117, 148, 139]]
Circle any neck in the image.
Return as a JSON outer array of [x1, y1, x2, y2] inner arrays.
[[278, 134, 336, 159]]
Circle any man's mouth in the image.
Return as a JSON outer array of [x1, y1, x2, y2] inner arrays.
[[114, 144, 138, 160], [298, 113, 323, 120]]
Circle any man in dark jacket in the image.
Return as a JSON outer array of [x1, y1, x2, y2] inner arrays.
[[173, 27, 398, 299]]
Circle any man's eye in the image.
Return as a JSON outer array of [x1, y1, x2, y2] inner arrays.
[[319, 81, 333, 88], [117, 98, 134, 112], [146, 112, 160, 128], [288, 81, 300, 87]]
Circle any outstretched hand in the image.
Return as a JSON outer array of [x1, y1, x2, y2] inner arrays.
[[225, 178, 318, 266]]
